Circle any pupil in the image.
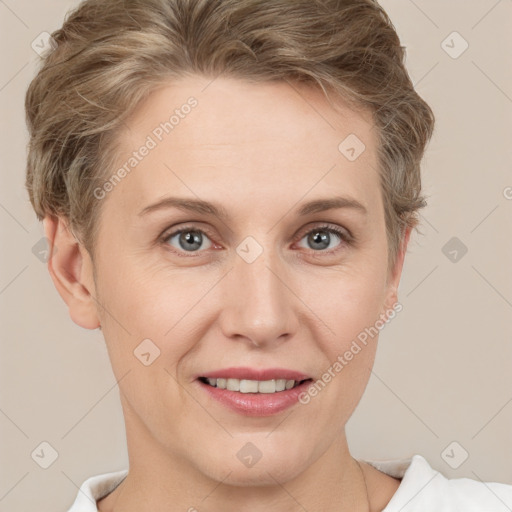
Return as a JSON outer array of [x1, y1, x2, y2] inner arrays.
[[310, 230, 329, 250], [180, 231, 202, 251]]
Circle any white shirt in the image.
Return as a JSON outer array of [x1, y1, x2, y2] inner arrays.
[[67, 454, 512, 511]]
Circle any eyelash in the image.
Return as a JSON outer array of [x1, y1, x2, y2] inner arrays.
[[159, 223, 353, 258]]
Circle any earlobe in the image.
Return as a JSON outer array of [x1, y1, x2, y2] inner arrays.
[[43, 215, 101, 330]]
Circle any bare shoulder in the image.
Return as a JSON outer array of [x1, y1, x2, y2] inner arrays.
[[96, 494, 113, 512]]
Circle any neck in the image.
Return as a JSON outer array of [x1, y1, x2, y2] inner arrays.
[[100, 397, 370, 512]]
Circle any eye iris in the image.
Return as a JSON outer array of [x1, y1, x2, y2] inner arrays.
[[180, 230, 203, 251], [309, 230, 330, 250]]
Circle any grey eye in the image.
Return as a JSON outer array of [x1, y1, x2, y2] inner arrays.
[[166, 229, 213, 252], [297, 228, 343, 251]]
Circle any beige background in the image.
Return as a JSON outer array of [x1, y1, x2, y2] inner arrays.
[[1, 0, 511, 509]]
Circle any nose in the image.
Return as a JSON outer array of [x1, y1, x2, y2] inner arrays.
[[218, 241, 298, 348]]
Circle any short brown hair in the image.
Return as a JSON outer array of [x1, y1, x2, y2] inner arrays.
[[25, 0, 435, 270]]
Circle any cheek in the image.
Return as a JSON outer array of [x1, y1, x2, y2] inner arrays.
[[300, 268, 388, 405], [93, 260, 195, 425], [300, 262, 388, 344], [96, 245, 191, 330], [94, 252, 217, 377]]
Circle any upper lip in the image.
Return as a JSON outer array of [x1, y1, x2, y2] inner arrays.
[[197, 367, 312, 381]]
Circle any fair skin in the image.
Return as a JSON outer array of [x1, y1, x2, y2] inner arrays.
[[45, 75, 410, 511]]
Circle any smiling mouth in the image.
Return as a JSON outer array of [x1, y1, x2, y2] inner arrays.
[[198, 376, 313, 394]]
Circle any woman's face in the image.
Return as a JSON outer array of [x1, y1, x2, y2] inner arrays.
[[81, 75, 407, 484]]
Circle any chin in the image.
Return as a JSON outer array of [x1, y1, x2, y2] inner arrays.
[[194, 445, 309, 487], [210, 463, 302, 488]]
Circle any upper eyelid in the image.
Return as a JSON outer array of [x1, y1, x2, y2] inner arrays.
[[162, 222, 347, 237], [161, 223, 216, 241]]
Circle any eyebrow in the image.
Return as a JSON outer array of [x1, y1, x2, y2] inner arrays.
[[138, 195, 368, 219]]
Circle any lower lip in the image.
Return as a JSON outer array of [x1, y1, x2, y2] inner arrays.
[[197, 379, 313, 417]]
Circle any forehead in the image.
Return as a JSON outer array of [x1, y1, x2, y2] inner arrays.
[[106, 75, 381, 220]]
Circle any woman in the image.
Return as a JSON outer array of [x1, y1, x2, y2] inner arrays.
[[24, 0, 512, 510]]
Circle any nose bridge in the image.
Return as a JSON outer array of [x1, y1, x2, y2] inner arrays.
[[220, 235, 294, 345]]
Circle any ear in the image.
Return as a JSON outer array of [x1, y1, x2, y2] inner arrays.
[[383, 225, 412, 312], [43, 215, 101, 329]]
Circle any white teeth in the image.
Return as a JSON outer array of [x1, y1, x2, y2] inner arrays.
[[226, 378, 240, 391], [240, 379, 259, 393], [275, 379, 287, 391], [203, 378, 303, 393], [258, 380, 276, 393]]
